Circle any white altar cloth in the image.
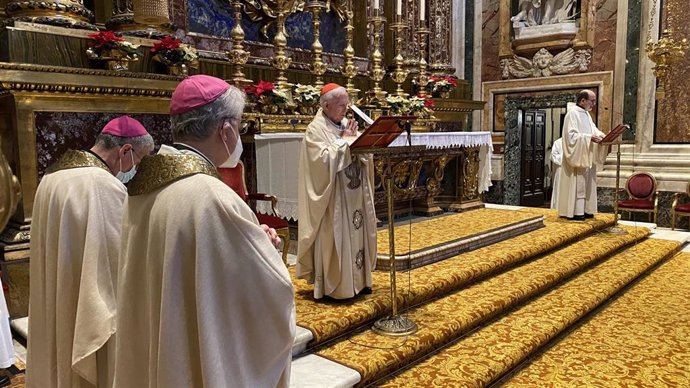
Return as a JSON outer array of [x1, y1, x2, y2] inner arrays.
[[254, 132, 493, 220]]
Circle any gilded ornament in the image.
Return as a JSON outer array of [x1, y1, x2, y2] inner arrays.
[[127, 154, 219, 196]]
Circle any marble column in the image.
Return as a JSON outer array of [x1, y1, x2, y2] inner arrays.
[[5, 0, 95, 29]]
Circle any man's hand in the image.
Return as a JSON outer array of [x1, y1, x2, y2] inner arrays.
[[343, 119, 359, 137], [261, 224, 282, 249], [591, 135, 603, 143]]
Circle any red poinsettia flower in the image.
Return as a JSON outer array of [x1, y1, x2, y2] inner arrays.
[[88, 31, 124, 49], [254, 80, 274, 97], [445, 75, 459, 87], [244, 84, 256, 96], [424, 98, 435, 108], [151, 36, 181, 53]]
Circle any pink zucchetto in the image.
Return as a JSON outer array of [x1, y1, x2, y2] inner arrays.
[[320, 82, 342, 96], [170, 75, 231, 115], [101, 116, 149, 137]]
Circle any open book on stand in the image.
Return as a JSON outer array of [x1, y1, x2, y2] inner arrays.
[[600, 124, 630, 144]]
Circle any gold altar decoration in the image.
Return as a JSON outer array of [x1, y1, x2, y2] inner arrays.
[[244, 0, 346, 38], [272, 8, 292, 91], [645, 0, 688, 100], [390, 18, 409, 97], [368, 12, 387, 103], [416, 19, 430, 98], [308, 1, 327, 88], [5, 0, 94, 27], [228, 0, 251, 86], [0, 139, 21, 232], [133, 0, 169, 25], [342, 6, 359, 99]]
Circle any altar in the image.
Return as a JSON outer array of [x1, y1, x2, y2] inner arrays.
[[254, 131, 493, 220]]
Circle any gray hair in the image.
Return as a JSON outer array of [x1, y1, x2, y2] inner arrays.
[[95, 133, 154, 154], [170, 86, 246, 141], [319, 87, 348, 107]]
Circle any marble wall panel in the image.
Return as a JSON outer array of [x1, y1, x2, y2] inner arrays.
[[654, 0, 690, 143], [481, 0, 501, 82], [35, 112, 172, 181], [623, 0, 642, 139], [589, 0, 618, 72]]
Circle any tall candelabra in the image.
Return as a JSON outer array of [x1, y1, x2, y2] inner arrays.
[[342, 9, 359, 99], [390, 19, 409, 97], [227, 0, 251, 86], [308, 1, 328, 88], [416, 20, 430, 98], [272, 10, 292, 91], [645, 0, 688, 99], [368, 12, 387, 102]]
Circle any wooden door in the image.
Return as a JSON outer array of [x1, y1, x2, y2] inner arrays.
[[520, 110, 546, 207]]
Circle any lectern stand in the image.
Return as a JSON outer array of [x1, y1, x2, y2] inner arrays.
[[350, 115, 419, 336], [601, 124, 630, 235]]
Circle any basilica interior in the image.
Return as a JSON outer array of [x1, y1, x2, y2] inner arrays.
[[1, 0, 690, 386]]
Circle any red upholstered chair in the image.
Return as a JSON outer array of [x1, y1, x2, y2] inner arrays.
[[218, 161, 290, 265], [671, 182, 690, 230], [615, 171, 658, 224]]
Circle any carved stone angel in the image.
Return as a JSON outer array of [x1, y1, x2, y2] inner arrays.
[[509, 48, 579, 78]]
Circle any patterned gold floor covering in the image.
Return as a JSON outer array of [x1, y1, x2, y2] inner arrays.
[[315, 224, 657, 387], [375, 208, 544, 269], [376, 236, 681, 388], [499, 251, 690, 387], [293, 209, 616, 348]]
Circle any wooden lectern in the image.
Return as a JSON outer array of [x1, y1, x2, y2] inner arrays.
[[350, 115, 419, 336], [601, 124, 630, 234]]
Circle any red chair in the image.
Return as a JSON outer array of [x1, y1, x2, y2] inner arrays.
[[615, 171, 658, 224], [218, 161, 290, 265], [671, 182, 690, 230]]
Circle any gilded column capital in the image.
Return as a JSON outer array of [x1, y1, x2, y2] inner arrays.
[[5, 0, 96, 29]]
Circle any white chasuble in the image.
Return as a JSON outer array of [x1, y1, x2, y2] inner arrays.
[[297, 109, 377, 300], [28, 150, 125, 388], [557, 102, 608, 218], [550, 138, 563, 209], [113, 151, 295, 388]]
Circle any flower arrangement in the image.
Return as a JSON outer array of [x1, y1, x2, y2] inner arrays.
[[245, 80, 290, 113], [409, 96, 435, 118], [385, 95, 411, 115], [86, 31, 140, 62], [427, 75, 459, 97], [150, 36, 198, 72], [292, 84, 320, 106]]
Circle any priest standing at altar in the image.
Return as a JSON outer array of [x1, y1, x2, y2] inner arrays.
[[297, 83, 378, 300], [112, 75, 295, 388], [556, 90, 608, 220], [27, 116, 154, 388]]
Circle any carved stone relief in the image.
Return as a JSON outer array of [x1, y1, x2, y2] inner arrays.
[[500, 47, 592, 79]]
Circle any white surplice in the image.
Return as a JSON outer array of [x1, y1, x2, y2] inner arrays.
[[296, 109, 377, 300], [550, 137, 563, 209], [113, 148, 295, 388], [28, 150, 125, 388], [557, 103, 608, 218]]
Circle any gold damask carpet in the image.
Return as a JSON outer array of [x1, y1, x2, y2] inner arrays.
[[294, 209, 616, 347], [499, 251, 690, 387], [376, 237, 681, 388]]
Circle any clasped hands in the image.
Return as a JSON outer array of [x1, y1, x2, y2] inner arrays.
[[342, 119, 359, 138], [261, 224, 282, 249]]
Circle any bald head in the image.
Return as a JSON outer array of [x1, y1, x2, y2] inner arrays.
[[576, 89, 596, 112]]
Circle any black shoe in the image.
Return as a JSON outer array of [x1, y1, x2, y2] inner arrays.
[[566, 215, 586, 221], [359, 287, 372, 295], [0, 375, 10, 387], [584, 213, 594, 219]]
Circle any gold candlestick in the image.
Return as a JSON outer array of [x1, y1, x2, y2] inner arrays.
[[227, 0, 251, 86], [416, 22, 430, 98], [368, 14, 387, 102], [272, 10, 292, 91], [390, 19, 409, 97], [308, 1, 328, 88], [342, 8, 359, 99]]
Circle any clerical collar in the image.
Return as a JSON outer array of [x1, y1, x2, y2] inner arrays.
[[85, 149, 109, 169], [173, 142, 215, 166]]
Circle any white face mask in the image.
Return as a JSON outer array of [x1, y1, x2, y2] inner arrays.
[[116, 152, 137, 184], [219, 125, 243, 168]]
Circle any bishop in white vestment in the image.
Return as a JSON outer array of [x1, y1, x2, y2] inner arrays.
[[297, 84, 377, 300], [113, 75, 295, 388], [27, 116, 153, 388], [556, 91, 608, 219]]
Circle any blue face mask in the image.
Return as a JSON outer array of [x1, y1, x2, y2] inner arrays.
[[116, 152, 137, 184]]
